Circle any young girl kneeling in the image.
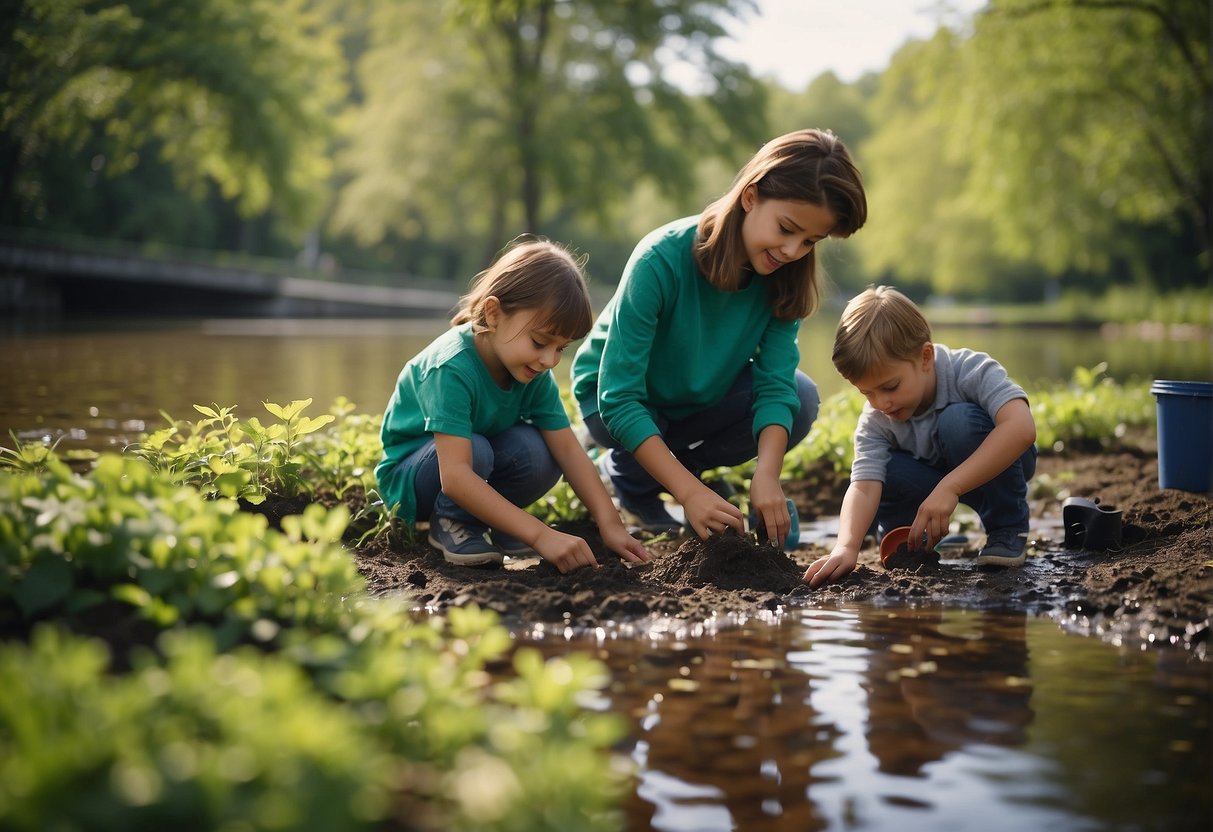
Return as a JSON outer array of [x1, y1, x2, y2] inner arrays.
[[376, 240, 650, 573]]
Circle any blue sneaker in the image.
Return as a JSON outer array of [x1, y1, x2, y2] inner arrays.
[[428, 517, 503, 566], [975, 529, 1028, 567], [491, 531, 538, 558], [617, 493, 683, 535], [596, 451, 681, 534]]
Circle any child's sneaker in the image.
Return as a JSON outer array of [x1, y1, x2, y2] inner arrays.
[[596, 451, 681, 534], [491, 531, 538, 558], [617, 493, 683, 535], [975, 529, 1028, 567], [428, 517, 504, 566]]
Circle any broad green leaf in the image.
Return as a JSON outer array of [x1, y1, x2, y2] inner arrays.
[[14, 556, 74, 617]]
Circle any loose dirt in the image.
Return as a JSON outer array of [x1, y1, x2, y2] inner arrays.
[[353, 437, 1211, 658]]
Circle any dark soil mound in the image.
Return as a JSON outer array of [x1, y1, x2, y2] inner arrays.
[[352, 436, 1211, 658], [648, 530, 802, 592]]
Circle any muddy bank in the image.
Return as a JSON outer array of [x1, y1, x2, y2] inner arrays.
[[353, 439, 1211, 658]]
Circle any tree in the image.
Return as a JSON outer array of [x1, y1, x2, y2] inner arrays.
[[1, 0, 346, 237], [330, 0, 769, 269], [857, 0, 1209, 296], [855, 32, 1016, 297], [954, 0, 1210, 281]]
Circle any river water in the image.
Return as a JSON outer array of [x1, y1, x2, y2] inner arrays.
[[3, 316, 1211, 830], [521, 608, 1209, 831], [2, 315, 1209, 452]]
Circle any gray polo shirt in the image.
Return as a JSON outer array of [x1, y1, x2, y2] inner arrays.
[[850, 344, 1028, 482]]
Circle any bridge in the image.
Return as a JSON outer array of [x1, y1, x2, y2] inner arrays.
[[0, 232, 460, 318]]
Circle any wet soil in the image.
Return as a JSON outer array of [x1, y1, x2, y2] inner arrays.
[[352, 437, 1211, 658]]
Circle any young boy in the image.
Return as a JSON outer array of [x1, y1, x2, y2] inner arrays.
[[804, 286, 1038, 588]]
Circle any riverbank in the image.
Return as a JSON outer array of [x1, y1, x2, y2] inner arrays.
[[354, 436, 1211, 659]]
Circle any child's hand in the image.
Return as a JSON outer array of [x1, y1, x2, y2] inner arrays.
[[599, 523, 651, 564], [534, 528, 601, 574], [748, 475, 789, 552], [683, 483, 745, 540], [803, 544, 859, 588], [910, 487, 960, 552]]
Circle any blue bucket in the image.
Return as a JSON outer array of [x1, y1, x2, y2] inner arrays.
[[1150, 380, 1213, 492]]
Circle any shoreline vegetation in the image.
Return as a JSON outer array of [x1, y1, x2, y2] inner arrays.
[[919, 285, 1212, 330], [1, 369, 1207, 830]]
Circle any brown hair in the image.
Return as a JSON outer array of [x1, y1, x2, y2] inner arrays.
[[694, 128, 868, 321], [452, 238, 594, 340], [832, 286, 933, 381]]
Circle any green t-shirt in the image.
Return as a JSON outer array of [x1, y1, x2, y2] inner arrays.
[[375, 323, 571, 521], [570, 215, 802, 452]]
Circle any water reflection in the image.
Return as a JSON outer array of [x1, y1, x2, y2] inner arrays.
[[857, 608, 1034, 777], [606, 624, 832, 830], [521, 607, 1210, 831]]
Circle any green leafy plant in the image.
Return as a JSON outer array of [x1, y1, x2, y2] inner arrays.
[[296, 397, 383, 501], [783, 389, 866, 477], [129, 398, 346, 505], [0, 457, 630, 831], [526, 479, 587, 523], [0, 431, 62, 473], [1031, 364, 1153, 453], [0, 454, 364, 643], [0, 626, 394, 832]]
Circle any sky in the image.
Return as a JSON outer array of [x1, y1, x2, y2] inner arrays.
[[716, 0, 988, 89]]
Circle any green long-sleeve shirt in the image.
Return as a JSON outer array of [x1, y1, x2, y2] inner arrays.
[[571, 215, 801, 452]]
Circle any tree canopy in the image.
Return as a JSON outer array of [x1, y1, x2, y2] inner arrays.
[[856, 0, 1209, 296], [2, 0, 1206, 296], [1, 0, 346, 232], [330, 0, 768, 268]]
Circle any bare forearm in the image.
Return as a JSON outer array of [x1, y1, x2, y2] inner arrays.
[[753, 424, 789, 482], [632, 435, 702, 504], [837, 480, 881, 551], [939, 401, 1036, 497]]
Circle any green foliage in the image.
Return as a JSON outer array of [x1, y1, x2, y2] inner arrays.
[[0, 456, 628, 831], [2, 0, 347, 231], [0, 620, 626, 832], [855, 0, 1209, 296], [0, 454, 363, 641], [526, 479, 588, 524], [1056, 285, 1213, 327], [924, 285, 1213, 328], [331, 0, 768, 257], [0, 627, 393, 832], [1031, 363, 1154, 453], [783, 388, 867, 477], [0, 431, 60, 473], [957, 0, 1210, 278], [129, 397, 365, 504]]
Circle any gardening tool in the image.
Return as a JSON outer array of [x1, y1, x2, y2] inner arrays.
[[1062, 497, 1122, 550]]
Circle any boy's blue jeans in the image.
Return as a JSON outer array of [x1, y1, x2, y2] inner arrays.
[[876, 402, 1037, 538], [584, 366, 820, 506], [404, 424, 561, 525]]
